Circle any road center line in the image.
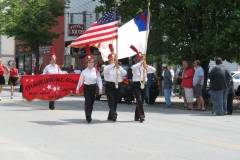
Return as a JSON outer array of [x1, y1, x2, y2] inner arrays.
[[188, 138, 240, 150]]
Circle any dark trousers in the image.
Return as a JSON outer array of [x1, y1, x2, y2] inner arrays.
[[132, 82, 146, 119], [105, 82, 122, 119], [84, 84, 96, 118], [227, 93, 233, 114], [49, 101, 54, 108]]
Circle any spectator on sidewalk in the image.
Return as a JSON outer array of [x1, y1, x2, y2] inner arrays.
[[227, 76, 234, 115], [162, 64, 172, 108], [176, 64, 184, 99], [180, 60, 188, 108], [169, 65, 175, 97], [208, 57, 231, 115], [181, 61, 195, 110], [193, 60, 205, 111]]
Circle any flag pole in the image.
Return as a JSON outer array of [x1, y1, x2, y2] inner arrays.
[[115, 0, 119, 88], [141, 0, 150, 89]]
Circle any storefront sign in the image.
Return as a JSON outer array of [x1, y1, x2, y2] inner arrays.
[[17, 44, 32, 53], [68, 24, 85, 36]]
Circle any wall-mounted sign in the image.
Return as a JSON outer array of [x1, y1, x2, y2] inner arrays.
[[17, 44, 32, 53], [39, 45, 50, 54], [68, 24, 85, 36]]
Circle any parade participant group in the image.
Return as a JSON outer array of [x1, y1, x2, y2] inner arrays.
[[0, 45, 235, 123]]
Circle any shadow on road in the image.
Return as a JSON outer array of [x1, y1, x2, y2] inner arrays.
[[29, 119, 135, 126]]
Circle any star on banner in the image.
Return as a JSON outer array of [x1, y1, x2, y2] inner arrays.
[[46, 85, 52, 90]]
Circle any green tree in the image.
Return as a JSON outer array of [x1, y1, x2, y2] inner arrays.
[[0, 0, 68, 74], [94, 0, 240, 87]]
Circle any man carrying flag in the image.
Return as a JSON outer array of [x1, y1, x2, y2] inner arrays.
[[104, 44, 126, 122], [130, 45, 155, 123]]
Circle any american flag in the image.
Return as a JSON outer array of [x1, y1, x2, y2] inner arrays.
[[70, 9, 118, 48]]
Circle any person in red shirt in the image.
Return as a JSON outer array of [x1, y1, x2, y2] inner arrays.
[[8, 62, 18, 99], [180, 61, 195, 110], [0, 58, 10, 101]]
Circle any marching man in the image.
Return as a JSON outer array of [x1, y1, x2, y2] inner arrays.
[[130, 45, 156, 123], [76, 47, 102, 123], [104, 44, 127, 122], [42, 46, 63, 110]]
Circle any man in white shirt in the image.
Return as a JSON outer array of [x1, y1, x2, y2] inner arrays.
[[130, 45, 156, 122], [42, 47, 62, 110], [104, 44, 127, 122]]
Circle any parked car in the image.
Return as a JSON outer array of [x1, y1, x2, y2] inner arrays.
[[231, 71, 240, 76], [232, 72, 240, 90], [95, 65, 160, 104], [207, 71, 240, 90]]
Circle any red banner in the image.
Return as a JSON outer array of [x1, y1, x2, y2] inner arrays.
[[21, 74, 83, 101]]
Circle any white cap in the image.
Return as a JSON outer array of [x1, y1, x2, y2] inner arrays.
[[162, 64, 167, 67]]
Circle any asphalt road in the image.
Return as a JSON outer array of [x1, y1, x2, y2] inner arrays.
[[0, 88, 240, 160]]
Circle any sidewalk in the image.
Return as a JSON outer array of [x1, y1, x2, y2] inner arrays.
[[155, 95, 240, 113], [2, 85, 239, 113]]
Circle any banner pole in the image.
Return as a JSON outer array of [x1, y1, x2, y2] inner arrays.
[[141, 0, 150, 89], [115, 0, 119, 88]]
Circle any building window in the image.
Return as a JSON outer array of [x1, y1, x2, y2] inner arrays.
[[83, 11, 86, 26], [96, 13, 99, 21], [70, 13, 74, 24]]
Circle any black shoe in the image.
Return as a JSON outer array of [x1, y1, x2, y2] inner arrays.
[[86, 117, 92, 123], [107, 117, 112, 121], [140, 118, 144, 123], [226, 112, 232, 115], [135, 118, 139, 121], [49, 106, 55, 110], [112, 115, 117, 122]]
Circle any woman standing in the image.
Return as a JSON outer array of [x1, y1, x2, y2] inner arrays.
[[180, 61, 195, 110], [8, 62, 18, 99], [130, 45, 156, 123], [76, 54, 102, 123], [0, 58, 10, 101], [104, 44, 127, 122]]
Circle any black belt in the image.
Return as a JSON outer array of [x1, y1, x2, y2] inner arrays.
[[105, 81, 122, 84], [133, 81, 147, 84], [84, 84, 96, 86]]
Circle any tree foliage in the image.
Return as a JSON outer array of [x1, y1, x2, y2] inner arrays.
[[0, 0, 68, 73], [94, 0, 240, 86]]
